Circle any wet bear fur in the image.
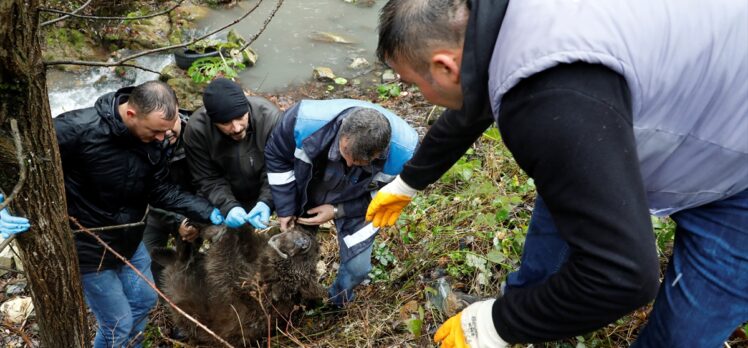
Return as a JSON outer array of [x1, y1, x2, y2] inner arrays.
[[152, 225, 325, 346]]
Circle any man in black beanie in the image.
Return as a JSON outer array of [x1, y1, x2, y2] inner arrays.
[[183, 78, 282, 229]]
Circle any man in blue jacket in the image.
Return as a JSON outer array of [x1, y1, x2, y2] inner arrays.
[[265, 99, 418, 306]]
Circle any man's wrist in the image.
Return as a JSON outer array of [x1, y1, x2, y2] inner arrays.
[[388, 175, 418, 197], [333, 204, 344, 219]]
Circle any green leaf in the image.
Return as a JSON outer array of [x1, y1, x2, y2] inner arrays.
[[485, 249, 506, 264], [405, 317, 423, 337], [334, 77, 348, 85], [495, 209, 510, 222], [465, 253, 487, 271]]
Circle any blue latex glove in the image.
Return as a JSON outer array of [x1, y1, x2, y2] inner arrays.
[[225, 206, 249, 228], [209, 208, 224, 225], [0, 194, 30, 239], [246, 202, 271, 229]]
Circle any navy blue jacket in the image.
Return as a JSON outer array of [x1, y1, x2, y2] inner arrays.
[[265, 99, 418, 260]]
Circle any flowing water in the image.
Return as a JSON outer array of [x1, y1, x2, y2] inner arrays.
[[46, 0, 384, 116], [197, 0, 385, 91]]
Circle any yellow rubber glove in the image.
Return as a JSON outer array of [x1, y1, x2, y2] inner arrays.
[[434, 299, 510, 348], [434, 312, 469, 348], [366, 175, 417, 227]]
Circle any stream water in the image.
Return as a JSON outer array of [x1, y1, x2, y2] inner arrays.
[[46, 0, 384, 117]]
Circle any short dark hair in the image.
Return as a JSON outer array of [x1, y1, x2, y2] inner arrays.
[[339, 108, 391, 162], [377, 0, 469, 72], [129, 80, 179, 120]]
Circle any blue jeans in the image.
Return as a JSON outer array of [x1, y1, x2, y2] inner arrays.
[[328, 243, 374, 306], [507, 191, 748, 347], [81, 243, 158, 348], [505, 196, 570, 289]]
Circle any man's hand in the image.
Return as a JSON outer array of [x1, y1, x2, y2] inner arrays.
[[297, 204, 334, 226], [434, 299, 509, 348], [178, 218, 199, 242], [209, 208, 224, 225], [0, 194, 30, 239], [225, 206, 249, 228], [278, 216, 296, 231], [247, 202, 271, 229], [365, 175, 417, 227]]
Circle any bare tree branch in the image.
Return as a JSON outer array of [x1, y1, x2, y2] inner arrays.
[[71, 217, 236, 348], [71, 221, 145, 233], [45, 0, 268, 69], [116, 63, 161, 75], [39, 0, 186, 22], [0, 119, 28, 212], [40, 0, 93, 27], [239, 0, 284, 51], [0, 264, 23, 274], [0, 235, 17, 260]]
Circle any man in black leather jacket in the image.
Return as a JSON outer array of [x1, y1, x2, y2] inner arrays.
[[54, 80, 223, 348]]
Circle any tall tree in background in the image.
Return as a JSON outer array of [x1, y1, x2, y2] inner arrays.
[[0, 0, 90, 346]]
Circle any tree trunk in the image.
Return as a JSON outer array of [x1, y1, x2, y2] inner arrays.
[[0, 1, 90, 346]]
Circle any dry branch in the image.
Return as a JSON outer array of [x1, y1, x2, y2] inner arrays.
[[70, 217, 236, 348], [239, 0, 284, 51], [71, 221, 144, 233], [39, 0, 93, 27], [0, 119, 27, 212], [44, 0, 277, 71], [39, 0, 185, 23]]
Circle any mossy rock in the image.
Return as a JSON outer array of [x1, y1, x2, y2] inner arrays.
[[42, 28, 104, 71], [161, 64, 204, 111]]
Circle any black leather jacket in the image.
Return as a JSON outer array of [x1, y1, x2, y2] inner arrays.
[[55, 87, 214, 273]]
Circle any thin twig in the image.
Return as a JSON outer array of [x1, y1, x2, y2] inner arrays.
[[117, 63, 161, 75], [0, 321, 34, 348], [161, 335, 197, 348], [229, 304, 247, 348], [0, 120, 27, 212], [45, 0, 268, 69], [40, 0, 93, 27], [0, 264, 23, 274], [238, 0, 284, 51], [39, 0, 186, 22], [70, 217, 236, 348], [0, 235, 16, 255], [72, 221, 145, 233]]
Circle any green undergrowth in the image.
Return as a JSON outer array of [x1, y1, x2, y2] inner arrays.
[[141, 83, 740, 348]]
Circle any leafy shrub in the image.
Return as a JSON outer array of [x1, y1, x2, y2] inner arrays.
[[377, 83, 401, 100], [187, 56, 246, 84]]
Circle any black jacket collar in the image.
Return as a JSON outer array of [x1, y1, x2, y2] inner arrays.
[[458, 0, 509, 120]]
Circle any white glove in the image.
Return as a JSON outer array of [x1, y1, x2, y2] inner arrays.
[[434, 299, 509, 348]]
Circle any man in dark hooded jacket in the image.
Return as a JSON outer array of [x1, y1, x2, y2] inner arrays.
[[184, 78, 282, 230], [54, 80, 223, 348]]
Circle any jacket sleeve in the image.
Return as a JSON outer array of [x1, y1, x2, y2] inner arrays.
[[336, 193, 372, 219], [183, 115, 241, 216], [493, 63, 659, 343], [254, 100, 284, 211], [264, 106, 300, 217], [399, 107, 494, 190], [148, 159, 214, 223], [54, 111, 82, 165]]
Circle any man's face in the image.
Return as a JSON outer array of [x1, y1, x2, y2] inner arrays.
[[214, 113, 249, 141], [339, 136, 379, 167], [387, 55, 464, 110], [127, 108, 177, 143], [165, 117, 182, 145]]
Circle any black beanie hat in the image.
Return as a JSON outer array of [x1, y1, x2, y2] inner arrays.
[[202, 78, 250, 123]]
